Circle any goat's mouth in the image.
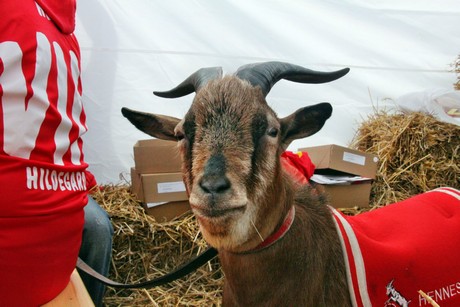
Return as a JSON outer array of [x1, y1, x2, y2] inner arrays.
[[189, 190, 248, 219], [190, 203, 246, 219]]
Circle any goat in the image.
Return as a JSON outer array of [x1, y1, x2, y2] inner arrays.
[[122, 62, 460, 306]]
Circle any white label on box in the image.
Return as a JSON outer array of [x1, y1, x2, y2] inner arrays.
[[311, 174, 372, 185], [146, 201, 167, 208], [157, 181, 186, 193], [343, 151, 366, 166]]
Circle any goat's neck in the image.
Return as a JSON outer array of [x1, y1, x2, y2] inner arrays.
[[250, 205, 295, 251], [218, 184, 349, 306], [243, 170, 295, 252]]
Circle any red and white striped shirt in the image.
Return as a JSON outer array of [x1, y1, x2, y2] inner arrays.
[[0, 0, 91, 305]]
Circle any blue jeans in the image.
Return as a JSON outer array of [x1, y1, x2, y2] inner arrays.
[[78, 196, 113, 307]]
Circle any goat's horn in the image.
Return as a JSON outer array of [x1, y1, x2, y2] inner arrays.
[[154, 67, 223, 98], [235, 61, 350, 96]]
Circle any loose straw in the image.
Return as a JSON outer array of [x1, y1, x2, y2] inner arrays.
[[418, 290, 440, 307]]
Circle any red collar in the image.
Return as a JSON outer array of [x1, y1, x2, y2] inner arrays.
[[252, 205, 296, 252]]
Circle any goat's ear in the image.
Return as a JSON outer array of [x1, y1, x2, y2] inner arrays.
[[279, 102, 332, 149], [121, 107, 180, 141]]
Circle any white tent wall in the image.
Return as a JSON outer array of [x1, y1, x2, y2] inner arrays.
[[75, 0, 460, 185]]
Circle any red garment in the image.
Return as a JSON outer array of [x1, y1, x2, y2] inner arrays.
[[0, 0, 89, 305], [281, 152, 460, 306], [332, 187, 460, 307], [281, 151, 315, 184]]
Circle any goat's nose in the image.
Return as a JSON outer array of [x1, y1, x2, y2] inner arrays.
[[200, 153, 230, 195], [199, 176, 231, 195]]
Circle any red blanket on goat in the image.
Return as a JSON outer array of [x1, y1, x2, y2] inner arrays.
[[331, 187, 460, 307], [281, 151, 460, 307]]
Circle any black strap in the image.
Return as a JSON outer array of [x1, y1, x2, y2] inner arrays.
[[76, 247, 218, 289]]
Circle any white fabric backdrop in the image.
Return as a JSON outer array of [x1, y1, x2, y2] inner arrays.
[[75, 0, 460, 184]]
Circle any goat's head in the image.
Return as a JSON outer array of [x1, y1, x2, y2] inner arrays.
[[122, 62, 349, 252]]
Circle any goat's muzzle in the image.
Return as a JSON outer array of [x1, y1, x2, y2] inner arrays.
[[191, 179, 246, 219], [189, 154, 247, 220]]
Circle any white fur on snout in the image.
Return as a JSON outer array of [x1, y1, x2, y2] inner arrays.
[[188, 175, 260, 250], [230, 202, 258, 245]]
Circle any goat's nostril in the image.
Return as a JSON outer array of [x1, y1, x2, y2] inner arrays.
[[200, 176, 231, 195]]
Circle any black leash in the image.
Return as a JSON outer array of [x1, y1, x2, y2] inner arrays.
[[76, 247, 218, 289]]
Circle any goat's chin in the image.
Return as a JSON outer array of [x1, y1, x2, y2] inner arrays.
[[189, 190, 258, 251], [198, 222, 255, 252], [193, 212, 246, 249], [193, 206, 260, 252]]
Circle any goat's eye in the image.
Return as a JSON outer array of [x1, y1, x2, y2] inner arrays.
[[267, 127, 279, 137], [175, 131, 185, 141]]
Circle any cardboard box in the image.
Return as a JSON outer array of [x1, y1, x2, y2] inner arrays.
[[131, 168, 188, 203], [141, 172, 188, 203], [319, 182, 372, 208], [131, 168, 190, 222], [134, 139, 182, 174], [298, 144, 378, 208], [130, 167, 144, 201], [298, 144, 378, 179], [144, 201, 191, 222]]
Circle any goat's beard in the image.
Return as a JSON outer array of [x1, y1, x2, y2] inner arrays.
[[193, 201, 263, 253]]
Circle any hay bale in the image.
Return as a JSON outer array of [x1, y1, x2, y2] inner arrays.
[[351, 110, 460, 207], [454, 54, 460, 90], [91, 186, 223, 306]]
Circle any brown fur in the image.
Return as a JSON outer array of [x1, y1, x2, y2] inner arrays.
[[122, 75, 352, 306], [220, 179, 350, 306]]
